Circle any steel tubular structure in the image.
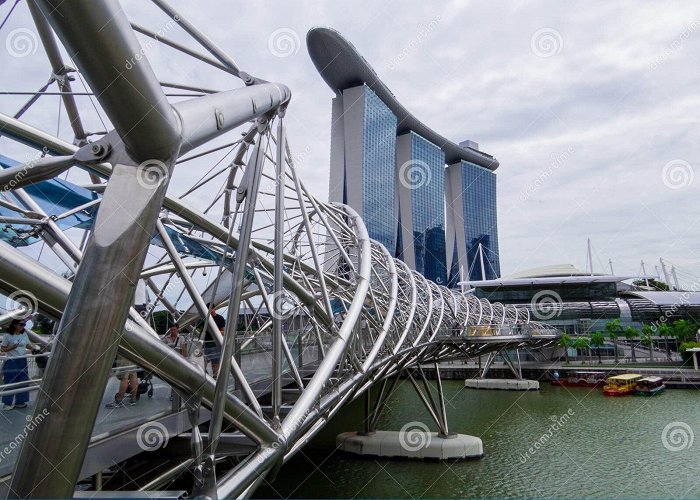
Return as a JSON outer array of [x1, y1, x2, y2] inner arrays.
[[0, 1, 559, 497]]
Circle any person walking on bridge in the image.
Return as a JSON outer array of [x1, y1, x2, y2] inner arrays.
[[1, 319, 38, 410], [162, 323, 188, 357]]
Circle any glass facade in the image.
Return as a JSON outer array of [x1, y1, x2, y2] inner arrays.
[[474, 282, 617, 303], [407, 133, 447, 285], [460, 161, 501, 281], [361, 87, 397, 252]]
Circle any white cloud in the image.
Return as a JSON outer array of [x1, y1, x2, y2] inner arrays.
[[1, 0, 698, 285]]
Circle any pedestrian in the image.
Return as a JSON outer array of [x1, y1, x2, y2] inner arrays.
[[105, 355, 138, 408], [162, 323, 187, 357], [1, 319, 38, 410], [202, 304, 225, 378]]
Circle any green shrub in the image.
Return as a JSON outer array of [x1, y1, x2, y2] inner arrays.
[[679, 341, 700, 366]]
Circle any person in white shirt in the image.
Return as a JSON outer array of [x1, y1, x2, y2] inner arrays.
[[161, 324, 187, 357], [1, 319, 38, 410], [161, 323, 187, 401]]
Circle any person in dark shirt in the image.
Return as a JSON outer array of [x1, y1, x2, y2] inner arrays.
[[203, 304, 225, 378]]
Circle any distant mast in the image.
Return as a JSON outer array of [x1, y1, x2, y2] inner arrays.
[[586, 238, 594, 275], [640, 260, 650, 287], [478, 242, 486, 281], [659, 258, 673, 290], [671, 265, 680, 291]]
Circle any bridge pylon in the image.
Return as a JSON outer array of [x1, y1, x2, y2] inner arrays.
[[337, 364, 483, 460]]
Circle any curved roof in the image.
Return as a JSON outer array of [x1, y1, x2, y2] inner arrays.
[[306, 27, 499, 170], [507, 264, 601, 279], [621, 290, 700, 306]]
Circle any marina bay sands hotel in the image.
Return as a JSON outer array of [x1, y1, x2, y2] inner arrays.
[[308, 28, 501, 286], [307, 28, 500, 287]]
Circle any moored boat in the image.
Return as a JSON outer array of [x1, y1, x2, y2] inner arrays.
[[551, 371, 607, 388], [633, 376, 666, 396], [603, 374, 641, 396]]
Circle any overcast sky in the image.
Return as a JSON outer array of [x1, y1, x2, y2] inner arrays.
[[1, 0, 699, 287]]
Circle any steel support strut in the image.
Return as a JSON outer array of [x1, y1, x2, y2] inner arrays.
[[272, 112, 286, 422], [198, 119, 271, 497], [10, 0, 181, 497]]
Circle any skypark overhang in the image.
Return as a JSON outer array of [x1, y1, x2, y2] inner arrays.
[[307, 27, 499, 170]]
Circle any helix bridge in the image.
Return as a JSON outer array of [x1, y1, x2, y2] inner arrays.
[[0, 1, 559, 497]]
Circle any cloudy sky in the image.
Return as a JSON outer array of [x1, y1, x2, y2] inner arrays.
[[1, 0, 699, 286]]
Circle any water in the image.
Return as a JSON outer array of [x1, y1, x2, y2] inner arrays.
[[255, 381, 700, 498]]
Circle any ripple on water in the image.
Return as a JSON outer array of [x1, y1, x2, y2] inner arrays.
[[255, 381, 700, 499]]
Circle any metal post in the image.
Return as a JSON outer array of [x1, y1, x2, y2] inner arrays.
[[433, 363, 449, 437], [272, 112, 286, 423], [200, 120, 270, 495], [27, 1, 89, 149], [406, 372, 443, 432], [92, 472, 102, 492]]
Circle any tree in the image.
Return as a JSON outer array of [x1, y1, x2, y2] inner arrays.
[[641, 324, 655, 363], [150, 309, 175, 335], [657, 322, 672, 360], [672, 319, 698, 344], [624, 326, 639, 361], [633, 278, 669, 291], [558, 333, 572, 364], [605, 319, 622, 363], [590, 331, 605, 364], [573, 337, 591, 363]]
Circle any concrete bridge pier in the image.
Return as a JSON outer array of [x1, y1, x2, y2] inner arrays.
[[465, 348, 540, 390], [337, 365, 483, 460]]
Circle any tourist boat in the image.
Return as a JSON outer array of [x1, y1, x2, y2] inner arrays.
[[633, 376, 666, 396], [603, 374, 642, 396], [550, 371, 607, 388]]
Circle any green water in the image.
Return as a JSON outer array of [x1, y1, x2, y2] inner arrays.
[[255, 381, 700, 499]]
